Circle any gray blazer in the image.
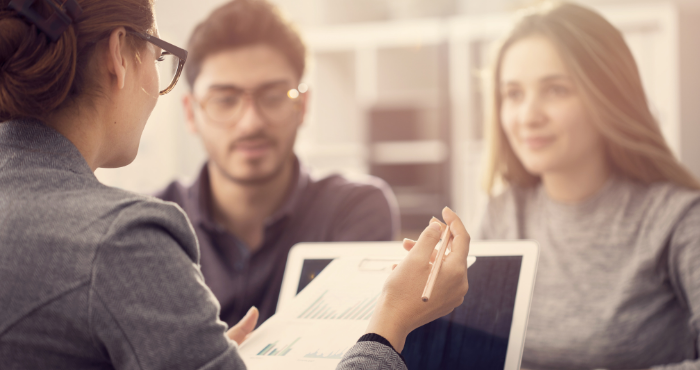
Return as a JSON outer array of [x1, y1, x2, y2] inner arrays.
[[0, 120, 406, 370]]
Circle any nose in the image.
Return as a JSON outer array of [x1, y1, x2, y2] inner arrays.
[[235, 95, 267, 133], [519, 94, 546, 128]]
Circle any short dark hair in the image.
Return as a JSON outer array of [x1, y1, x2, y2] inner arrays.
[[184, 0, 306, 88]]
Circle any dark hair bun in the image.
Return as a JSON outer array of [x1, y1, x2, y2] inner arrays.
[[1, 0, 156, 122], [0, 7, 78, 122]]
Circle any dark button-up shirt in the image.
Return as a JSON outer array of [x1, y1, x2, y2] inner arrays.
[[155, 159, 398, 326]]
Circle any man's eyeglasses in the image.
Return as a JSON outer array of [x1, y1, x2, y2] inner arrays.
[[195, 83, 308, 126], [130, 32, 188, 95]]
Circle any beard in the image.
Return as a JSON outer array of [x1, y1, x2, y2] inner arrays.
[[212, 131, 297, 187], [213, 154, 290, 186]]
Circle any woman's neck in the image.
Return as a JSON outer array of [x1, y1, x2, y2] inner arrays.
[[541, 154, 612, 204], [44, 107, 107, 172]]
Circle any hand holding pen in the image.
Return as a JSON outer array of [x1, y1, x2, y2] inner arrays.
[[365, 207, 470, 353], [422, 220, 452, 302]]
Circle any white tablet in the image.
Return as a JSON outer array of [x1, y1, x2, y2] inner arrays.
[[277, 240, 539, 370]]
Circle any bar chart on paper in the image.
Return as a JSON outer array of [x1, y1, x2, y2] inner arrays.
[[297, 290, 380, 321], [240, 258, 392, 369], [244, 319, 365, 369], [256, 337, 301, 357], [304, 347, 350, 359]]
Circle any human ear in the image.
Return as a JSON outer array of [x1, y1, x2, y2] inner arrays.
[[106, 27, 129, 90], [182, 93, 199, 134]]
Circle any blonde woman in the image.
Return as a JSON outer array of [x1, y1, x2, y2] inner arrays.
[[479, 2, 700, 370]]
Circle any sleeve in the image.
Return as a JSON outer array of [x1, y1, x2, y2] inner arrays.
[[330, 178, 399, 242], [88, 201, 247, 370], [653, 200, 700, 370], [336, 341, 407, 370]]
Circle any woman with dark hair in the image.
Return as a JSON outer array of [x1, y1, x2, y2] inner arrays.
[[480, 2, 700, 369], [0, 1, 470, 369]]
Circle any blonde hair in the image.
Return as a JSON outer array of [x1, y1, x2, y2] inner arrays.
[[483, 1, 700, 195]]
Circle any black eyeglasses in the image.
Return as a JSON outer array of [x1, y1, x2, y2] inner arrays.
[[130, 32, 188, 95]]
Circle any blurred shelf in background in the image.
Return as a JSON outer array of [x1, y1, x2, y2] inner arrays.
[[369, 106, 450, 233]]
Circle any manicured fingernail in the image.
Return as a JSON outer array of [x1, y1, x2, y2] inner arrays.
[[429, 222, 441, 232], [431, 217, 447, 227]]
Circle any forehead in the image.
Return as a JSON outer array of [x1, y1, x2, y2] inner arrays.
[[193, 44, 298, 94], [500, 35, 569, 84]]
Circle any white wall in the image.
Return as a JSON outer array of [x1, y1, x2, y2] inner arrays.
[[95, 0, 232, 192]]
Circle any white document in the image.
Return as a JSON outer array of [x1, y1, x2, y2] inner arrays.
[[239, 255, 477, 370], [238, 257, 391, 370]]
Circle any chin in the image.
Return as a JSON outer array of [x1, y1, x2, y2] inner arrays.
[[230, 168, 280, 185], [519, 159, 549, 176], [515, 150, 554, 175], [218, 158, 287, 185], [102, 151, 139, 169]]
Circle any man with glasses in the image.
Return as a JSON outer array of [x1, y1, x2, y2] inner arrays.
[[155, 0, 399, 327]]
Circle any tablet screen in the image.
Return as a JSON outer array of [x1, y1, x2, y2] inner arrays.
[[296, 255, 522, 370], [297, 259, 334, 294], [402, 256, 522, 369]]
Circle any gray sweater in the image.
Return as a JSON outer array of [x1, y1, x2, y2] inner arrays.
[[480, 176, 700, 370], [0, 119, 406, 370]]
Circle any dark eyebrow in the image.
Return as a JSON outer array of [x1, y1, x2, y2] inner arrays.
[[208, 79, 293, 92]]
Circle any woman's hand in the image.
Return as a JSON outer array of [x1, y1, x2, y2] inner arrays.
[[365, 207, 470, 352], [226, 306, 259, 345]]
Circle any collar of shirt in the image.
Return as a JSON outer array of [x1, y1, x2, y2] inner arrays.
[[1, 119, 94, 176]]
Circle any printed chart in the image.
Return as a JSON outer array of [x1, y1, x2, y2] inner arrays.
[[304, 347, 348, 360], [240, 258, 392, 370], [243, 319, 365, 369], [256, 337, 301, 357], [297, 290, 380, 321]]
